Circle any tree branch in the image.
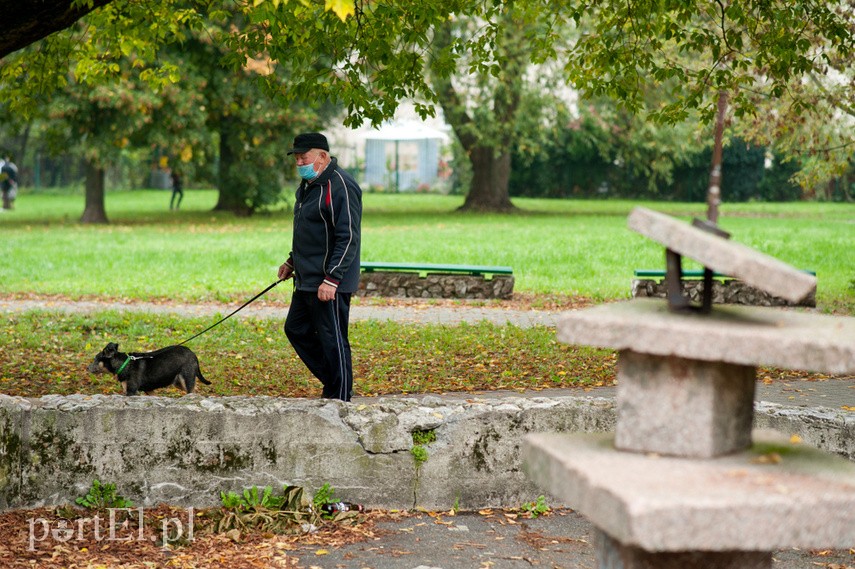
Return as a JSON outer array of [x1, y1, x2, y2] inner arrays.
[[0, 0, 112, 58]]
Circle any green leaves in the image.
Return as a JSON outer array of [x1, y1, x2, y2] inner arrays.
[[75, 479, 135, 510], [311, 483, 337, 511], [520, 495, 550, 518], [411, 429, 437, 467], [211, 484, 333, 534], [220, 485, 287, 511], [566, 0, 855, 125]]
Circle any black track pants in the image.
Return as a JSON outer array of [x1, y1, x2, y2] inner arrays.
[[284, 290, 353, 401]]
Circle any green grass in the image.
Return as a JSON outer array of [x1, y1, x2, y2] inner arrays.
[[1, 190, 851, 398], [1, 310, 615, 398], [2, 189, 853, 309]]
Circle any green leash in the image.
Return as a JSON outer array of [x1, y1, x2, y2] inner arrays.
[[115, 355, 134, 376]]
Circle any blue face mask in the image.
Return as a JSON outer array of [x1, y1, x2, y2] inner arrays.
[[297, 163, 318, 180]]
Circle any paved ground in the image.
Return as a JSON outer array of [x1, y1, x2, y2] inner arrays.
[[0, 297, 563, 327], [288, 509, 855, 569], [3, 298, 855, 568]]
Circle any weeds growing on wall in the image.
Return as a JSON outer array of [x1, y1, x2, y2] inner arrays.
[[75, 480, 134, 511]]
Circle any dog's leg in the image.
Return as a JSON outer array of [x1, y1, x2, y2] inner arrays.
[[121, 380, 128, 395], [174, 374, 188, 393]]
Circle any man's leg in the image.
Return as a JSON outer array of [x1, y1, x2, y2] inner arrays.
[[284, 290, 330, 385], [316, 293, 353, 402]]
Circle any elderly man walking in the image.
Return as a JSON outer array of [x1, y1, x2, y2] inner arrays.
[[278, 133, 362, 401]]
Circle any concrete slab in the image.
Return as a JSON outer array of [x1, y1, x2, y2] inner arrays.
[[524, 431, 855, 551], [627, 207, 816, 303], [557, 298, 855, 374]]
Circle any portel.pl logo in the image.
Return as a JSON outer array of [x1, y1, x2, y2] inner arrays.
[[28, 507, 194, 551]]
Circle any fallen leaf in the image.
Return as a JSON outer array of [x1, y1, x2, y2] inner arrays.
[[752, 453, 782, 464]]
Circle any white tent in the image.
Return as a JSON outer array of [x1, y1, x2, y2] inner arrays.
[[363, 121, 449, 192]]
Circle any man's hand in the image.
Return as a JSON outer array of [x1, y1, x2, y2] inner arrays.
[[278, 262, 293, 281], [318, 282, 337, 302]]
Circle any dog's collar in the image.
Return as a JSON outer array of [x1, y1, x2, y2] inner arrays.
[[115, 355, 133, 376]]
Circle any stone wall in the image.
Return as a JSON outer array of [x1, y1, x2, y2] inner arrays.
[[0, 394, 611, 511], [358, 272, 514, 300], [0, 394, 849, 512], [755, 402, 855, 461], [631, 278, 816, 307]]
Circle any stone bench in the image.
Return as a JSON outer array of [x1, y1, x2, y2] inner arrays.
[[357, 262, 514, 299], [631, 269, 817, 307]]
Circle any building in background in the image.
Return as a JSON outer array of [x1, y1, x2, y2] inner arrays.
[[362, 121, 448, 192], [328, 105, 452, 193]]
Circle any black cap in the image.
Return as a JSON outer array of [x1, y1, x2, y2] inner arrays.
[[287, 132, 329, 155]]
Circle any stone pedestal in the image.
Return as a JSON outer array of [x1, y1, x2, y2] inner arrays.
[[524, 298, 855, 568], [616, 352, 755, 457], [525, 208, 853, 568], [631, 277, 816, 308], [357, 272, 514, 299]]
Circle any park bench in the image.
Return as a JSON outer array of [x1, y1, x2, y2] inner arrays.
[[358, 262, 514, 299], [631, 267, 817, 307]]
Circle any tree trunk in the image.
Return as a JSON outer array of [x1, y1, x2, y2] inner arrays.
[[430, 13, 524, 214], [460, 146, 515, 212], [80, 157, 108, 224], [706, 91, 728, 224], [213, 115, 253, 216]]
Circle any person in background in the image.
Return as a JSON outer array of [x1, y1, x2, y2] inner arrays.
[[277, 132, 362, 402], [1, 157, 18, 211], [169, 167, 183, 210]]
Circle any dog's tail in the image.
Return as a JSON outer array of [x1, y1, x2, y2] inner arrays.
[[197, 371, 212, 385]]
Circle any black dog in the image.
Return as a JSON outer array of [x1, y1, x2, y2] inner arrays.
[[87, 342, 211, 395]]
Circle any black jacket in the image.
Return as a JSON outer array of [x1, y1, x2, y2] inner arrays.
[[288, 157, 362, 293]]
